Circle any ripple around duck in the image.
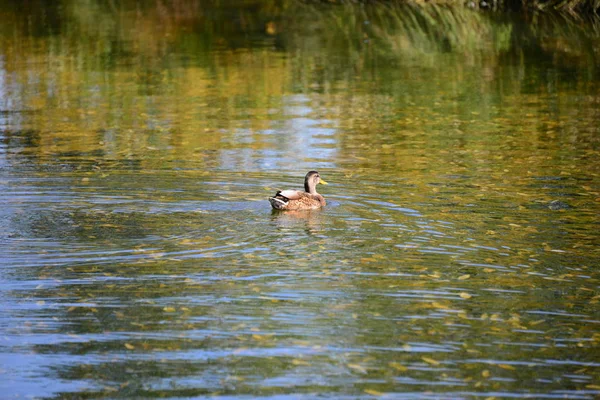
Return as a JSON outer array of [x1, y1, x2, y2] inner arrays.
[[363, 199, 422, 216]]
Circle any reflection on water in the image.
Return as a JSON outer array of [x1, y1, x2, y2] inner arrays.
[[1, 1, 600, 398]]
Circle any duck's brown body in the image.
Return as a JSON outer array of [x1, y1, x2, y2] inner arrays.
[[269, 191, 326, 211], [269, 171, 328, 211]]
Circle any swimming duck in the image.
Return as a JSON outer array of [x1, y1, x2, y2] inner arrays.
[[269, 171, 328, 211]]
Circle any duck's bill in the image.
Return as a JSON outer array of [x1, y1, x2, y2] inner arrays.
[[319, 179, 328, 185]]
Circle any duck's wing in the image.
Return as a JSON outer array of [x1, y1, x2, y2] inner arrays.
[[276, 189, 306, 200]]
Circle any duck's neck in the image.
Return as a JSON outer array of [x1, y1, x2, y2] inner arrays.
[[305, 179, 317, 194]]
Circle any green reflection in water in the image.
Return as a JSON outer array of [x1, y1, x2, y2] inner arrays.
[[1, 1, 599, 399]]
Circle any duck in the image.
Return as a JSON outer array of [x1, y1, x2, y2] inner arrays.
[[269, 171, 328, 211]]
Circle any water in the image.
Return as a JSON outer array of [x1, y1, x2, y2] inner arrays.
[[1, 1, 600, 398]]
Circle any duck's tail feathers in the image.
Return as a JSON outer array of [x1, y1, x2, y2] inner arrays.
[[269, 194, 289, 210]]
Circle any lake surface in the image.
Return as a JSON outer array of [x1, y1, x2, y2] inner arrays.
[[1, 1, 600, 398]]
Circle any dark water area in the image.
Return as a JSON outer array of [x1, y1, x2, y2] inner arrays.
[[1, 1, 599, 398]]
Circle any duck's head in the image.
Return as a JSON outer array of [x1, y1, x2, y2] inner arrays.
[[304, 170, 328, 193]]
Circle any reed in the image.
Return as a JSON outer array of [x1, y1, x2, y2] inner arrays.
[[306, 0, 600, 14], [503, 0, 600, 14]]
